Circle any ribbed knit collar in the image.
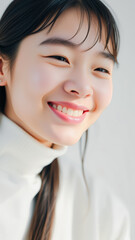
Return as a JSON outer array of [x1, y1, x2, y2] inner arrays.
[[0, 113, 67, 177]]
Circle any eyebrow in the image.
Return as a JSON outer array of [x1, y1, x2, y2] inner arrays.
[[39, 37, 77, 48], [98, 52, 115, 63], [39, 37, 115, 63]]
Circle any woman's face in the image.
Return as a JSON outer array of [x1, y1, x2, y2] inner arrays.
[[3, 8, 114, 147]]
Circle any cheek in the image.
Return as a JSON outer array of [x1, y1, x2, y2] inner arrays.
[[28, 68, 51, 95], [27, 64, 60, 97], [94, 80, 113, 109], [9, 62, 63, 117], [9, 66, 55, 113]]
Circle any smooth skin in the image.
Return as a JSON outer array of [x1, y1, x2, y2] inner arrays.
[[0, 8, 114, 147]]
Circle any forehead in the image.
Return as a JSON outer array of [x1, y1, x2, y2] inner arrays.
[[38, 7, 110, 52]]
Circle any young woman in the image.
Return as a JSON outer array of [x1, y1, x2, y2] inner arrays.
[[0, 0, 130, 239]]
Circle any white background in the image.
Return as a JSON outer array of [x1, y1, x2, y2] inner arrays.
[[1, 0, 135, 239]]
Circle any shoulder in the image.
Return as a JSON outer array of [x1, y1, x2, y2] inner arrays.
[[59, 156, 129, 215], [86, 172, 129, 217], [58, 157, 131, 239], [86, 171, 131, 239]]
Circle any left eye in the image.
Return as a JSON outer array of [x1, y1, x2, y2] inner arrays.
[[94, 68, 109, 74], [48, 55, 69, 63]]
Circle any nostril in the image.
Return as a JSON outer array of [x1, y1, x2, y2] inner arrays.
[[71, 90, 79, 94]]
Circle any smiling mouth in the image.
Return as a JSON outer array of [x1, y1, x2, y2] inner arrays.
[[48, 102, 89, 117]]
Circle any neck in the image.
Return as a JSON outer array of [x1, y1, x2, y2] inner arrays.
[[0, 112, 68, 177]]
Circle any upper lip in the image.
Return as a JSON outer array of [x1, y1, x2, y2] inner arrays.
[[48, 101, 90, 111]]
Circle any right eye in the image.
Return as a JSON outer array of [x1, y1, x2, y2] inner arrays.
[[48, 55, 69, 64]]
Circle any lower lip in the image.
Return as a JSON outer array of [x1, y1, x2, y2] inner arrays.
[[48, 105, 87, 124]]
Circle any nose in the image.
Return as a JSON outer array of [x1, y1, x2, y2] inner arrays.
[[63, 72, 93, 98]]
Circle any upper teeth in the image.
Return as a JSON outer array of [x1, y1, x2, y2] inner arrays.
[[52, 104, 83, 117]]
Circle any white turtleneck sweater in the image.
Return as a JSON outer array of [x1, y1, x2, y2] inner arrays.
[[0, 113, 131, 240]]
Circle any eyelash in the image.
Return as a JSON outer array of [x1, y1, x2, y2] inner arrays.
[[94, 68, 109, 74], [48, 55, 69, 63], [47, 55, 110, 74]]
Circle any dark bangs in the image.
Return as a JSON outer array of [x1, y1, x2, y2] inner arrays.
[[0, 0, 120, 66], [31, 0, 120, 63]]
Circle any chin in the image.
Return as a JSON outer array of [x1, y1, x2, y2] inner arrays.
[[51, 133, 82, 146], [37, 125, 85, 147]]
